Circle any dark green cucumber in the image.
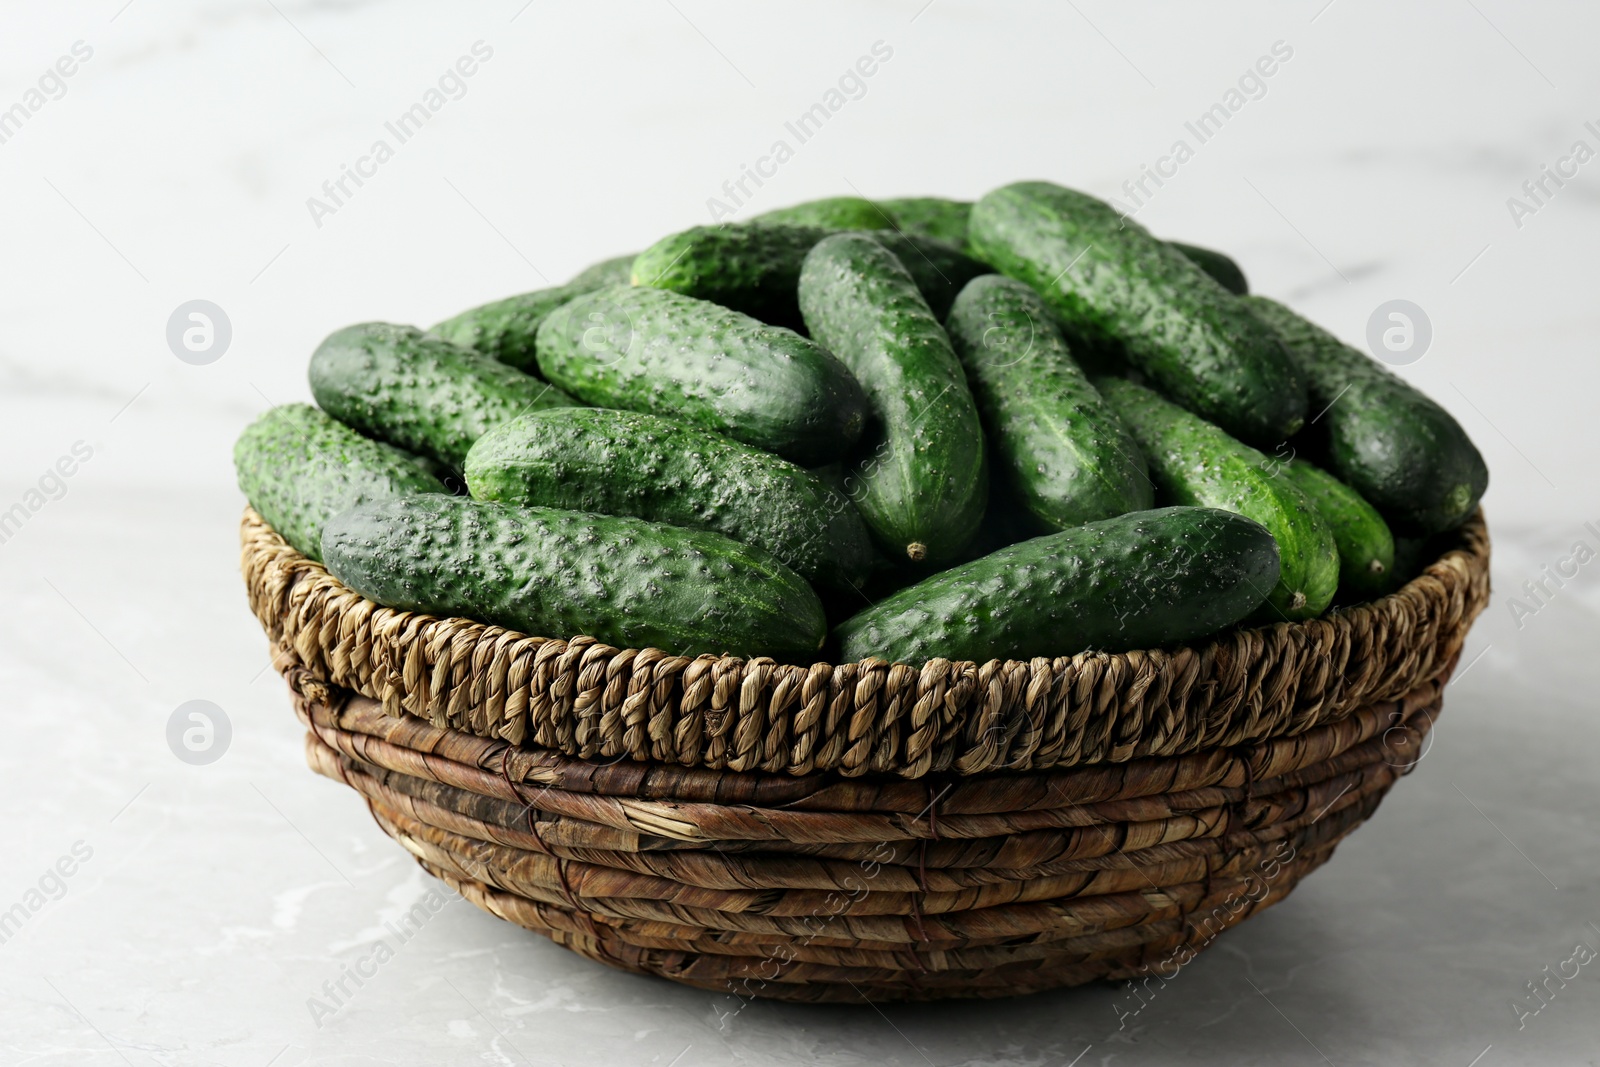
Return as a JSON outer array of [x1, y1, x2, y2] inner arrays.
[[1098, 377, 1339, 620], [431, 257, 636, 371], [798, 233, 988, 563], [309, 322, 578, 470], [1281, 458, 1395, 601], [631, 224, 825, 329], [566, 253, 636, 289], [234, 403, 444, 561], [1243, 295, 1489, 535], [835, 506, 1280, 664], [945, 275, 1152, 528], [430, 287, 579, 372], [631, 223, 990, 327], [878, 197, 971, 247], [1389, 535, 1432, 591], [1169, 241, 1248, 295], [872, 230, 991, 319], [464, 408, 875, 588], [752, 196, 894, 230], [534, 284, 867, 466], [968, 181, 1306, 446], [322, 496, 826, 660]]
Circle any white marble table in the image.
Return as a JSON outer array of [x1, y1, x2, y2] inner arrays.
[[2, 2, 1597, 1064]]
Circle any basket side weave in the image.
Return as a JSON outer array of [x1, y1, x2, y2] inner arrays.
[[242, 507, 1489, 779], [283, 671, 1443, 1002]]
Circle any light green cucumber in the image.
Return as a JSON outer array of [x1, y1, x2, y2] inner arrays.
[[1098, 377, 1339, 620], [1281, 458, 1395, 601]]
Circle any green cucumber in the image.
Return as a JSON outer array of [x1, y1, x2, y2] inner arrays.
[[430, 287, 578, 372], [945, 275, 1152, 528], [752, 196, 894, 230], [464, 408, 875, 588], [878, 197, 971, 247], [566, 253, 636, 289], [1281, 458, 1394, 601], [534, 284, 867, 466], [835, 506, 1279, 664], [798, 233, 988, 563], [1243, 295, 1489, 535], [309, 322, 578, 470], [873, 230, 991, 319], [631, 223, 990, 327], [321, 495, 826, 660], [1097, 377, 1339, 620], [430, 255, 637, 371], [1169, 241, 1248, 295], [631, 223, 823, 329], [234, 403, 444, 562], [967, 181, 1306, 446]]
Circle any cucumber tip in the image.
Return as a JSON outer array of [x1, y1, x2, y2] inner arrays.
[[906, 542, 928, 563]]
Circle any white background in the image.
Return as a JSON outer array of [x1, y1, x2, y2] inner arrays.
[[0, 2, 1597, 1065]]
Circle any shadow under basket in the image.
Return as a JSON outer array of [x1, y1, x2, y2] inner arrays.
[[242, 508, 1490, 1002]]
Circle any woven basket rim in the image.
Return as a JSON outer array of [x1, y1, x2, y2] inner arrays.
[[242, 507, 1489, 779]]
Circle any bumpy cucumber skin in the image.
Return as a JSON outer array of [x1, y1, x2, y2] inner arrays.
[[632, 224, 825, 330], [309, 322, 578, 470], [234, 403, 444, 562], [430, 288, 579, 373], [535, 285, 867, 466], [1169, 241, 1248, 295], [1282, 458, 1395, 601], [1098, 377, 1339, 621], [798, 233, 988, 564], [967, 182, 1306, 447], [835, 506, 1280, 664], [1243, 295, 1489, 535], [567, 253, 637, 288], [753, 197, 895, 230], [870, 231, 992, 319], [946, 275, 1152, 529], [464, 408, 875, 588], [431, 255, 639, 372], [878, 197, 971, 247], [322, 495, 827, 660], [632, 223, 990, 327]]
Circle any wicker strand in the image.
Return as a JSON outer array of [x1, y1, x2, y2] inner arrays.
[[242, 508, 1489, 779]]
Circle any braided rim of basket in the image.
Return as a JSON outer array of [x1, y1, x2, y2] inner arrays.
[[241, 507, 1489, 779]]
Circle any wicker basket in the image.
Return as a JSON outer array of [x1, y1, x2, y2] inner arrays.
[[243, 508, 1490, 1001]]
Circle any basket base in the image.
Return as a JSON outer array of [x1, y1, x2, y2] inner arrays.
[[289, 667, 1444, 1001]]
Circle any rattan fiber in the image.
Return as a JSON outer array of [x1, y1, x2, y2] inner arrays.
[[243, 508, 1488, 779]]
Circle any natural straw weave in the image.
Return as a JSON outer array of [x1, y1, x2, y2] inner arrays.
[[244, 508, 1489, 1000], [243, 508, 1489, 779]]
